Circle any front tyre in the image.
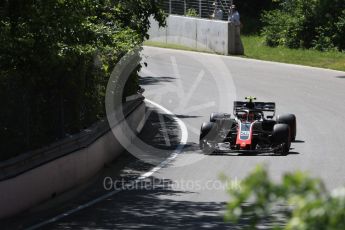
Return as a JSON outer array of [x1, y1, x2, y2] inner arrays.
[[199, 122, 217, 154], [272, 124, 291, 155], [277, 114, 297, 141]]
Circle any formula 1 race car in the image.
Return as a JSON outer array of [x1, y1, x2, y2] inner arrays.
[[199, 97, 297, 155]]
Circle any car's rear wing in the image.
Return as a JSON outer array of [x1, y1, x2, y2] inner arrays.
[[233, 101, 276, 114]]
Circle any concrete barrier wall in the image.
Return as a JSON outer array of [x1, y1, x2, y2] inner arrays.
[[148, 15, 244, 55], [166, 16, 198, 49], [0, 102, 146, 219]]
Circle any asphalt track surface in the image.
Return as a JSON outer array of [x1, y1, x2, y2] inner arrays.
[[5, 47, 345, 229]]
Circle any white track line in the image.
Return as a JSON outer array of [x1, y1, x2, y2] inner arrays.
[[26, 99, 188, 230], [139, 99, 188, 179]]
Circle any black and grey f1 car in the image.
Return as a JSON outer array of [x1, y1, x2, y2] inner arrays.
[[199, 97, 297, 155]]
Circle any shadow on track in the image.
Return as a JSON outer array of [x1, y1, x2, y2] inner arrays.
[[42, 177, 286, 230], [175, 114, 201, 119], [181, 142, 301, 157], [42, 178, 230, 229], [139, 76, 176, 86], [293, 140, 305, 143]]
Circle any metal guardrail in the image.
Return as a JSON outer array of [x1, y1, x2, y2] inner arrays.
[[159, 0, 233, 21], [0, 96, 145, 181]]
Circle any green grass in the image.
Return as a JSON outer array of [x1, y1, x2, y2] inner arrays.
[[242, 36, 345, 72], [144, 37, 345, 72]]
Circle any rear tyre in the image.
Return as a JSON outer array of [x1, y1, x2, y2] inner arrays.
[[272, 124, 291, 155], [199, 122, 217, 154], [277, 114, 297, 141]]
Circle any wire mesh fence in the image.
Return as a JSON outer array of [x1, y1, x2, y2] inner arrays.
[[159, 0, 233, 21]]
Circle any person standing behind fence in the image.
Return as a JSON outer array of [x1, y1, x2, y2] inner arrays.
[[211, 1, 223, 20], [228, 4, 244, 54], [228, 4, 241, 26]]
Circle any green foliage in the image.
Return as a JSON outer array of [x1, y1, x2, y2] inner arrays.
[[261, 0, 345, 51], [224, 165, 345, 229], [0, 0, 165, 160], [262, 0, 317, 49], [312, 26, 337, 51], [334, 10, 345, 51], [186, 8, 199, 17]]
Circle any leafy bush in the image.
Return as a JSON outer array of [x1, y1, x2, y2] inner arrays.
[[312, 26, 336, 51], [186, 8, 199, 17], [0, 0, 165, 160], [224, 165, 345, 229], [261, 0, 345, 51], [334, 10, 345, 51], [261, 0, 317, 49]]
